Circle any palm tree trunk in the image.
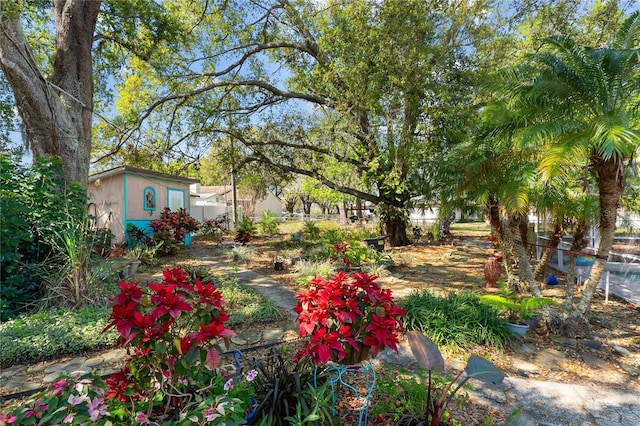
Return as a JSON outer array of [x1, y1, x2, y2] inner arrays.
[[488, 195, 504, 243], [564, 219, 589, 312], [506, 214, 543, 297], [575, 159, 623, 315], [534, 220, 562, 278]]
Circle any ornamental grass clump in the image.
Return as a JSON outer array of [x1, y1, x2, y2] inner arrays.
[[294, 271, 406, 365]]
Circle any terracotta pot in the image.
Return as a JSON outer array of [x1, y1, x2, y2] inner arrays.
[[484, 256, 502, 288]]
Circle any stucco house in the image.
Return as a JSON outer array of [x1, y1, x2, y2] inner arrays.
[[88, 166, 199, 243]]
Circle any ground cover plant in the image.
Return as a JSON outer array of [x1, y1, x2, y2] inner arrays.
[[398, 290, 514, 351], [0, 307, 118, 366]]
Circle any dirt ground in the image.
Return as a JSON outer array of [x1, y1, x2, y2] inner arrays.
[[161, 227, 634, 425], [238, 231, 640, 392]]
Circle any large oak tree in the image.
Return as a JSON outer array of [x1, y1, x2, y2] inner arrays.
[[0, 0, 100, 184]]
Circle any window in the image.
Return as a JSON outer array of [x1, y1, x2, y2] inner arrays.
[[144, 186, 156, 210], [168, 188, 185, 211]]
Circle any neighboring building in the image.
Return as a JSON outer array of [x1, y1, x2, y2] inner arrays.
[[88, 166, 199, 243], [189, 184, 282, 223]]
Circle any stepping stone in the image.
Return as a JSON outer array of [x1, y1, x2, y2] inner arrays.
[[1, 365, 26, 378], [261, 329, 285, 342], [512, 359, 539, 373], [26, 364, 47, 374], [82, 356, 105, 368], [534, 348, 566, 370], [43, 371, 63, 383], [514, 343, 537, 357], [101, 349, 127, 363], [581, 339, 604, 351], [580, 353, 609, 369], [613, 345, 632, 357], [3, 377, 41, 392], [231, 329, 262, 346]]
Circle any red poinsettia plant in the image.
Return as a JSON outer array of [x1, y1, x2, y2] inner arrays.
[[101, 268, 242, 419], [294, 271, 406, 365]]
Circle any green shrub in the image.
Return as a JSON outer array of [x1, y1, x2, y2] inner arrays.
[[397, 290, 512, 350], [235, 218, 257, 244], [322, 227, 344, 244], [1, 156, 87, 319], [302, 221, 321, 240], [257, 210, 280, 236], [229, 245, 257, 264], [292, 259, 336, 280], [0, 307, 118, 365]]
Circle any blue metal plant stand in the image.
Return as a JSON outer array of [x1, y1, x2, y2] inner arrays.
[[315, 362, 376, 426]]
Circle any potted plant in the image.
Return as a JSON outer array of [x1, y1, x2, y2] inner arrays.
[[480, 283, 556, 336], [293, 271, 406, 365], [405, 331, 505, 426]]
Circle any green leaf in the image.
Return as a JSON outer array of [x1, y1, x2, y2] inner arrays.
[[464, 355, 505, 384]]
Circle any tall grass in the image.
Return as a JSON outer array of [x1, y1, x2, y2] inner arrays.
[[398, 290, 512, 350]]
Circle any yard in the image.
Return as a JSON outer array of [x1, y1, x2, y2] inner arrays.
[[2, 221, 639, 425]]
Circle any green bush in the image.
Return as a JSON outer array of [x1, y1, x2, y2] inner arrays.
[[397, 290, 512, 350], [257, 210, 280, 236], [302, 221, 321, 240], [0, 307, 119, 365], [0, 156, 87, 319]]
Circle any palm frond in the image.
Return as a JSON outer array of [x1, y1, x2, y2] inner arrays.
[[613, 12, 640, 50]]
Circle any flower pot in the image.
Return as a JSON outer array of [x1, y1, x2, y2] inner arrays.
[[332, 344, 371, 365], [484, 255, 502, 288], [505, 321, 529, 337]]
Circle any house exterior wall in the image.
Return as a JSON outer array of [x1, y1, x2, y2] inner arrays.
[[89, 168, 196, 244], [254, 191, 282, 217], [124, 173, 192, 243], [88, 175, 125, 241]]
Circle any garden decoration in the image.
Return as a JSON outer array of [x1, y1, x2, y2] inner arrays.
[[314, 361, 376, 426], [407, 331, 505, 426], [484, 252, 503, 288], [294, 271, 405, 425]]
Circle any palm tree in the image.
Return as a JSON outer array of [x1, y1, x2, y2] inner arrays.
[[503, 13, 640, 329]]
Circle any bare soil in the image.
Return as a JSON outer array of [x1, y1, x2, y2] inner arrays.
[[223, 231, 640, 425]]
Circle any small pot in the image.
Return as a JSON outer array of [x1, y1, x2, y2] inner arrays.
[[505, 321, 529, 337]]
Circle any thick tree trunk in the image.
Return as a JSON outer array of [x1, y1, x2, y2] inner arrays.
[[575, 159, 624, 315], [0, 0, 100, 186], [338, 202, 348, 226], [379, 204, 411, 246]]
